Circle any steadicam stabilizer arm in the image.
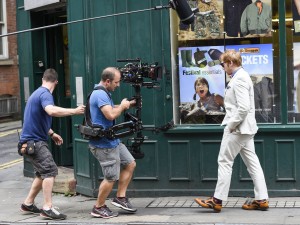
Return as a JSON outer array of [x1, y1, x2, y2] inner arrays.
[[78, 59, 174, 158]]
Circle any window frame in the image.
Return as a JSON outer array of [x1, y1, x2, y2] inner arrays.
[[0, 0, 9, 59], [170, 0, 280, 126]]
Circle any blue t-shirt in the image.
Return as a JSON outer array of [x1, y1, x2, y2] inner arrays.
[[20, 87, 54, 142], [89, 85, 120, 148]]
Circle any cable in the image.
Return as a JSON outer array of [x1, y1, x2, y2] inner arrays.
[[0, 5, 171, 38]]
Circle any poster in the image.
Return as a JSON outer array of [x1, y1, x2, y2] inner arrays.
[[228, 44, 275, 123], [228, 44, 273, 75], [179, 46, 226, 124], [179, 43, 274, 124], [178, 0, 272, 41]]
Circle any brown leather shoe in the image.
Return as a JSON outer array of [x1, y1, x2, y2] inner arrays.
[[242, 199, 269, 211], [195, 197, 222, 212]]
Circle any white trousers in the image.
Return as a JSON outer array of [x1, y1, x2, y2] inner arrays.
[[214, 127, 269, 201]]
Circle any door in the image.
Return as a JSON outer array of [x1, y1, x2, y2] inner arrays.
[[46, 13, 73, 166]]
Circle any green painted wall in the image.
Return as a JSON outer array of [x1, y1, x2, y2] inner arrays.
[[17, 0, 300, 197], [68, 0, 174, 197]]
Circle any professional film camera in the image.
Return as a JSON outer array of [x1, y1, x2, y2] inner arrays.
[[78, 58, 173, 159], [118, 58, 162, 85]]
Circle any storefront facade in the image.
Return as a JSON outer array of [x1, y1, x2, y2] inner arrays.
[[16, 0, 300, 197]]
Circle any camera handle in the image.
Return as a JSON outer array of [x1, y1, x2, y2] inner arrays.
[[121, 83, 145, 158], [121, 83, 174, 159]]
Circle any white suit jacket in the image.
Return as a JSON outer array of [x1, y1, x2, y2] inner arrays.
[[221, 67, 258, 134]]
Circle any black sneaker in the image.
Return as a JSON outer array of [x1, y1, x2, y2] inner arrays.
[[40, 207, 67, 220], [20, 203, 41, 214], [111, 197, 137, 212], [91, 205, 118, 218]]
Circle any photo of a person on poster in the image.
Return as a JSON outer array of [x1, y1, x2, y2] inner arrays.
[[178, 46, 225, 99], [178, 46, 226, 124], [180, 77, 225, 124]]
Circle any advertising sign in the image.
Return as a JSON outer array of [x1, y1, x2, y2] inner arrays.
[[179, 43, 274, 124]]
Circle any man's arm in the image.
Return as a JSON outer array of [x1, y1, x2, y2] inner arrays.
[[101, 98, 130, 121], [48, 128, 63, 145], [44, 105, 85, 117]]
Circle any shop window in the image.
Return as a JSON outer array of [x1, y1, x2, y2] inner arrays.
[[287, 0, 300, 123], [171, 0, 281, 125], [0, 0, 8, 59]]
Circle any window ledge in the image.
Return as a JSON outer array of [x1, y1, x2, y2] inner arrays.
[[164, 124, 300, 134], [165, 125, 224, 133], [0, 59, 14, 65]]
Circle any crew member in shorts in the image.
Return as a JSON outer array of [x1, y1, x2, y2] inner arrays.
[[19, 68, 85, 220], [89, 67, 137, 219]]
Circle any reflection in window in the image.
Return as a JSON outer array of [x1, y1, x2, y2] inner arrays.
[[173, 0, 280, 125], [286, 0, 300, 123]]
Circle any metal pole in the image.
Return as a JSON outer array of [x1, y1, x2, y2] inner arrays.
[[0, 5, 171, 38]]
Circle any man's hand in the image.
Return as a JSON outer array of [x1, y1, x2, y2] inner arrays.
[[75, 105, 85, 115], [129, 99, 136, 107], [120, 98, 130, 110], [51, 133, 63, 145]]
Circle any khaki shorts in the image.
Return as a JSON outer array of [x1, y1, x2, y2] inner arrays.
[[89, 142, 135, 181]]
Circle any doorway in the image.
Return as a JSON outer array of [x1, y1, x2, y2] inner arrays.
[[30, 9, 73, 166]]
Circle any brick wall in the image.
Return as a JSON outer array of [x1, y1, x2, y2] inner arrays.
[[0, 0, 20, 118]]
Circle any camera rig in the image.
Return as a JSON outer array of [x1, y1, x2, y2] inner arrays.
[[78, 58, 174, 159]]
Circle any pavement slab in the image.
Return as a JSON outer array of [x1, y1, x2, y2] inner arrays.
[[1, 121, 300, 225]]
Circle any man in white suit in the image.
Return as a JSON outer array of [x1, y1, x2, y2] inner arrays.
[[195, 50, 269, 212]]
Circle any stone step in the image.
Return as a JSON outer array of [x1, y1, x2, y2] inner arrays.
[[53, 166, 76, 195]]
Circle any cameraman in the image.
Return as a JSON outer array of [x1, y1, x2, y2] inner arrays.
[[89, 67, 137, 218]]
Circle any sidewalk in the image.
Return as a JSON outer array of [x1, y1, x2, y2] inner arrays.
[[2, 158, 300, 224], [0, 120, 22, 132], [1, 121, 300, 224]]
